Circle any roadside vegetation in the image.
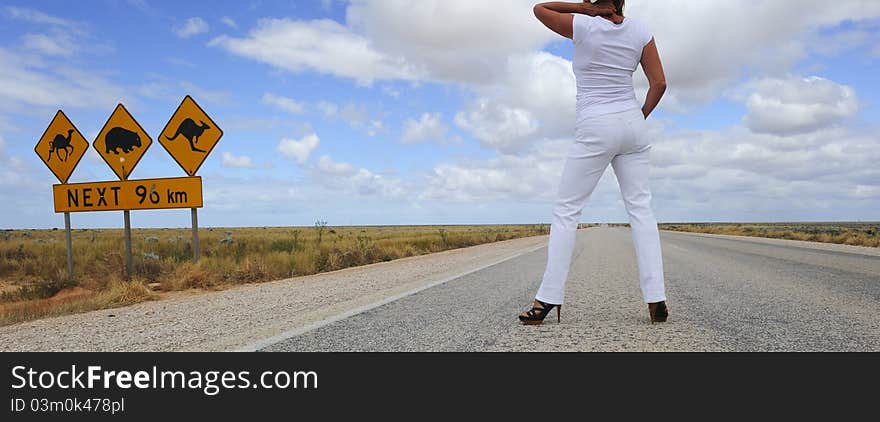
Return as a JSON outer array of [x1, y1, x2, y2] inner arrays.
[[659, 222, 880, 248], [0, 224, 551, 326]]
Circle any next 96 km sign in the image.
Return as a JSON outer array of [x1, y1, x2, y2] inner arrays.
[[53, 177, 203, 213]]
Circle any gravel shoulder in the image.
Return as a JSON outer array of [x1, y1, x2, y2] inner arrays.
[[0, 234, 548, 352]]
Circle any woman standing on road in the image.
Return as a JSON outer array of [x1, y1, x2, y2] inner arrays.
[[519, 0, 669, 325]]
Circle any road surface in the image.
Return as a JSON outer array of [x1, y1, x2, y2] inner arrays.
[[262, 228, 880, 352]]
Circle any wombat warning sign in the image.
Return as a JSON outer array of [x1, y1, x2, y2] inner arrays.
[[158, 95, 223, 176], [93, 104, 153, 180]]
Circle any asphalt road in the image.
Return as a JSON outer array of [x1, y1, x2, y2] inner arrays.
[[262, 228, 880, 352]]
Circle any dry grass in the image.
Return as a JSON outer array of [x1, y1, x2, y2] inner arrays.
[[659, 222, 880, 248], [0, 224, 552, 326]]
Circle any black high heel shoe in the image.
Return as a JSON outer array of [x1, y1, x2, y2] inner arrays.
[[518, 300, 561, 325], [648, 301, 668, 324]]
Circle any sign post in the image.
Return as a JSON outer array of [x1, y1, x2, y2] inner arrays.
[[93, 104, 153, 279], [124, 211, 133, 278], [191, 208, 200, 261], [64, 212, 73, 279], [159, 95, 223, 262], [34, 110, 89, 280]]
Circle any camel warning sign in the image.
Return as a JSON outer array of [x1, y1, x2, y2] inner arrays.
[[158, 95, 223, 176], [93, 103, 153, 181], [34, 110, 89, 184]]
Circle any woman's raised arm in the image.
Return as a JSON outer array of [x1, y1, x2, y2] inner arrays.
[[533, 1, 615, 39], [640, 38, 667, 119]]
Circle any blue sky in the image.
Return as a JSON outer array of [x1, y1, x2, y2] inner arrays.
[[0, 0, 878, 229]]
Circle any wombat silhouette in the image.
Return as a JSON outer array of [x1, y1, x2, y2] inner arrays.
[[105, 127, 142, 154], [48, 129, 75, 162], [165, 118, 210, 153]]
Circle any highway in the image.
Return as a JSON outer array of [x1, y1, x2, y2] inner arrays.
[[3, 228, 878, 352], [262, 228, 880, 352]]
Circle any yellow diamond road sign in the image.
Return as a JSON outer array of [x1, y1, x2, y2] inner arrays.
[[159, 95, 223, 176], [34, 110, 90, 184], [93, 103, 152, 181]]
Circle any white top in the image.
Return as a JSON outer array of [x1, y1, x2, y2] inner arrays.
[[572, 15, 653, 122]]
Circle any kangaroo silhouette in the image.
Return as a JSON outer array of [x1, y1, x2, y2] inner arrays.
[[105, 127, 142, 154], [47, 129, 74, 162], [165, 118, 210, 153]]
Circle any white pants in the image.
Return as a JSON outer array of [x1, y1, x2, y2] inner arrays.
[[535, 108, 666, 305]]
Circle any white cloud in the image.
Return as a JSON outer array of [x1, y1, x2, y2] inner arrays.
[[420, 139, 570, 203], [317, 155, 356, 175], [126, 0, 152, 14], [420, 117, 880, 221], [210, 18, 423, 85], [221, 16, 237, 29], [221, 152, 254, 168], [0, 47, 126, 111], [453, 52, 574, 153], [313, 156, 407, 198], [647, 126, 880, 219], [628, 0, 880, 108], [262, 92, 305, 114], [381, 85, 400, 98], [176, 17, 209, 38], [736, 76, 859, 135], [316, 101, 384, 135], [366, 120, 383, 137], [346, 0, 553, 84], [455, 99, 538, 153], [167, 57, 195, 67], [4, 6, 80, 30], [21, 31, 77, 57], [135, 79, 231, 106], [401, 112, 456, 144], [204, 1, 880, 111], [810, 30, 870, 56], [277, 133, 320, 164], [317, 101, 338, 117], [338, 103, 369, 127]]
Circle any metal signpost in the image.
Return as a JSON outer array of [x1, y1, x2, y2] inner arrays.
[[158, 95, 224, 262], [34, 96, 221, 280], [34, 110, 90, 280], [93, 104, 154, 278]]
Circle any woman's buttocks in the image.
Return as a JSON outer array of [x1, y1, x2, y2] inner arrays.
[[575, 108, 649, 154]]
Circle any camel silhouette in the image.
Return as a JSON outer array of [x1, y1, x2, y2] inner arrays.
[[165, 118, 210, 153], [48, 129, 74, 162]]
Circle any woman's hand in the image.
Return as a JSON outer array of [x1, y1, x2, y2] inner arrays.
[[534, 2, 615, 39]]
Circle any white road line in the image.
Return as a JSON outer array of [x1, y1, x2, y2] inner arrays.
[[234, 242, 549, 352]]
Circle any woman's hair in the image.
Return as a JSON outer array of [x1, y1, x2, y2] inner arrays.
[[594, 0, 625, 16]]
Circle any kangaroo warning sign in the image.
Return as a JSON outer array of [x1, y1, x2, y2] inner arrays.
[[93, 103, 153, 181], [158, 95, 223, 176], [34, 110, 90, 184], [53, 176, 203, 213]]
